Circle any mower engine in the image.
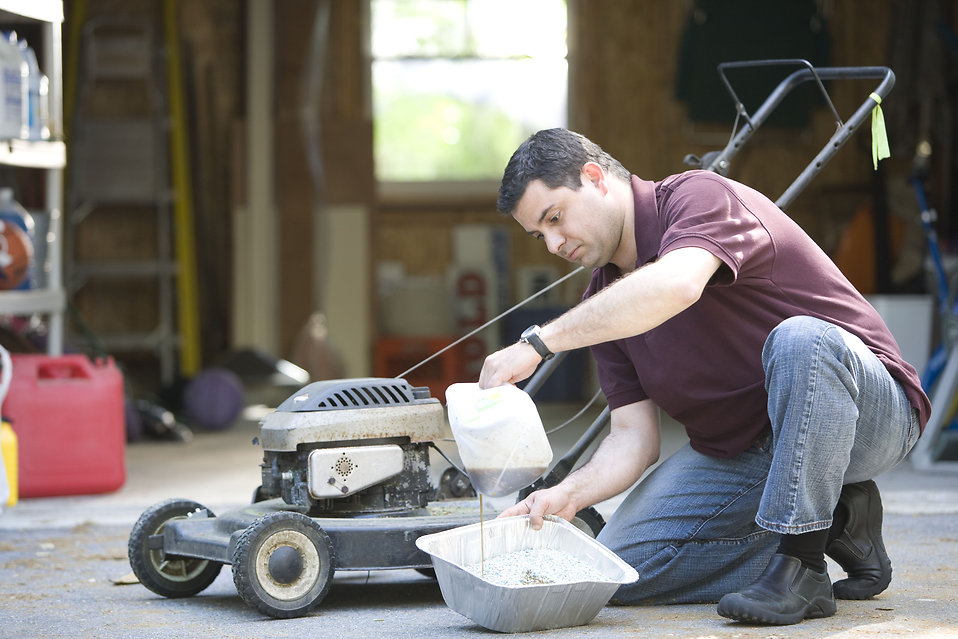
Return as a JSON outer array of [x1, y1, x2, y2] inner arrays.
[[257, 378, 446, 516]]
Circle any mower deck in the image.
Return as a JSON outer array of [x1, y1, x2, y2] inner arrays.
[[160, 497, 484, 570]]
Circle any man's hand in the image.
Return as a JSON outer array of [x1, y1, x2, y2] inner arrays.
[[497, 485, 580, 530], [497, 401, 662, 532], [478, 342, 542, 389]]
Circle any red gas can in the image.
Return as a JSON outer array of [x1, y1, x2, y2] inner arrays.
[[4, 354, 125, 497]]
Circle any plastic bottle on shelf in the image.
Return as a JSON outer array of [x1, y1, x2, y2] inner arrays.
[[38, 72, 50, 140], [17, 38, 42, 141], [0, 32, 22, 140], [0, 188, 35, 289]]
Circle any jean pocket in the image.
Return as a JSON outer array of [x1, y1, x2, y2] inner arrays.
[[749, 429, 773, 457], [906, 408, 922, 454]]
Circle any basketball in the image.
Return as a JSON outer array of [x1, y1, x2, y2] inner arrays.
[[0, 219, 32, 290], [182, 366, 246, 431]]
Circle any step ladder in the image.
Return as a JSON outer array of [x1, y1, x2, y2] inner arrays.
[[66, 16, 179, 387]]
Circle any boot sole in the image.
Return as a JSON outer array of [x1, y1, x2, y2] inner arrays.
[[833, 564, 892, 599], [717, 593, 837, 625]]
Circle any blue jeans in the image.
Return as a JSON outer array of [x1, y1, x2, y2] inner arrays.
[[596, 316, 922, 604]]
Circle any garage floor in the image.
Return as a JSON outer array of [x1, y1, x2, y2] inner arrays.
[[1, 401, 957, 638]]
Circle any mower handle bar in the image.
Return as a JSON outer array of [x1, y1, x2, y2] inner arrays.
[[699, 60, 895, 210]]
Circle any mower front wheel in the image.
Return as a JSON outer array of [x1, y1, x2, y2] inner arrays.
[[231, 511, 335, 618], [128, 498, 223, 598]]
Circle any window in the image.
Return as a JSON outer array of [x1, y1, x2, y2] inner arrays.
[[371, 0, 568, 185]]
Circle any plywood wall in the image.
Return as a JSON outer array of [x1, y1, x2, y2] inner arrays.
[[568, 0, 900, 267]]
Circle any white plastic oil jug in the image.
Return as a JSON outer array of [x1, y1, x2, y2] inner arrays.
[[445, 382, 553, 497], [0, 32, 22, 140], [17, 38, 42, 141]]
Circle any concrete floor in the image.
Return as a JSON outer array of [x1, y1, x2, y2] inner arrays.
[[1, 400, 957, 638]]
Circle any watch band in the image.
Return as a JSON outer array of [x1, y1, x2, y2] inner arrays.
[[520, 324, 555, 361]]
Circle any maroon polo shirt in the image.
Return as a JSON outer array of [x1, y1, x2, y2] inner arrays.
[[586, 171, 931, 458]]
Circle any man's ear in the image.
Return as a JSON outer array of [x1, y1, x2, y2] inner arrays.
[[582, 162, 607, 194]]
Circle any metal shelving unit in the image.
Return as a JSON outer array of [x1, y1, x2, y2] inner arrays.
[[0, 0, 65, 355]]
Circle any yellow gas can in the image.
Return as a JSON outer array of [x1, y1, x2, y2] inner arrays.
[[1, 419, 17, 506]]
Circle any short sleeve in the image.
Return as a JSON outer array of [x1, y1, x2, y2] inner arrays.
[[657, 173, 775, 287], [590, 339, 648, 410]]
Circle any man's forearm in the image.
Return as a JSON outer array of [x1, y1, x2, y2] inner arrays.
[[539, 247, 721, 353], [557, 405, 662, 511]]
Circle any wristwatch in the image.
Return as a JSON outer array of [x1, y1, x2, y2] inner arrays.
[[519, 324, 555, 361]]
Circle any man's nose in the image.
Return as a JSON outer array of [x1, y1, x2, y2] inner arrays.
[[544, 232, 564, 255]]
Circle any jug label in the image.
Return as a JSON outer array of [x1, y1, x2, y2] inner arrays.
[[459, 388, 504, 423]]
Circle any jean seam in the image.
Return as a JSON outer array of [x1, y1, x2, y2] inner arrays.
[[679, 529, 776, 547], [755, 513, 832, 533], [786, 322, 822, 524]]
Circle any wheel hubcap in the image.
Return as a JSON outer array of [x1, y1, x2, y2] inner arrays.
[[268, 545, 304, 584], [254, 530, 320, 601]]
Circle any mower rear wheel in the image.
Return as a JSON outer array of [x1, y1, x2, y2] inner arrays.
[[573, 506, 606, 538], [128, 499, 223, 598], [231, 511, 335, 618]]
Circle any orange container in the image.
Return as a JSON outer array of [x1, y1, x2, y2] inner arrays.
[[374, 336, 462, 398], [5, 354, 125, 497]]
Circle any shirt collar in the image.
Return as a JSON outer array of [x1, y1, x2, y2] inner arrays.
[[631, 175, 660, 267]]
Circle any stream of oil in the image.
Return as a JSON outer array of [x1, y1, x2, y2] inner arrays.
[[480, 493, 485, 576], [472, 470, 543, 578]]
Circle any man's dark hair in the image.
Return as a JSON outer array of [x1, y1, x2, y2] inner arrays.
[[497, 128, 630, 215]]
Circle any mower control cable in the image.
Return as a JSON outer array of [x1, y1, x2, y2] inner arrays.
[[397, 266, 587, 379]]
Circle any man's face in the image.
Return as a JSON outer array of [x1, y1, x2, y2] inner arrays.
[[512, 170, 622, 269]]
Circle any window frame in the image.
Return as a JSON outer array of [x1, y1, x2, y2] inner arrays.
[[369, 0, 569, 203]]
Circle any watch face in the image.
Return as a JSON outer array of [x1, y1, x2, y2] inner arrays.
[[520, 325, 552, 359]]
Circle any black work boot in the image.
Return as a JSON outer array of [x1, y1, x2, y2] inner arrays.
[[717, 554, 836, 625], [826, 479, 892, 599]]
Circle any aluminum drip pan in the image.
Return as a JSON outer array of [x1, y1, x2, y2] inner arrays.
[[416, 515, 638, 633]]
